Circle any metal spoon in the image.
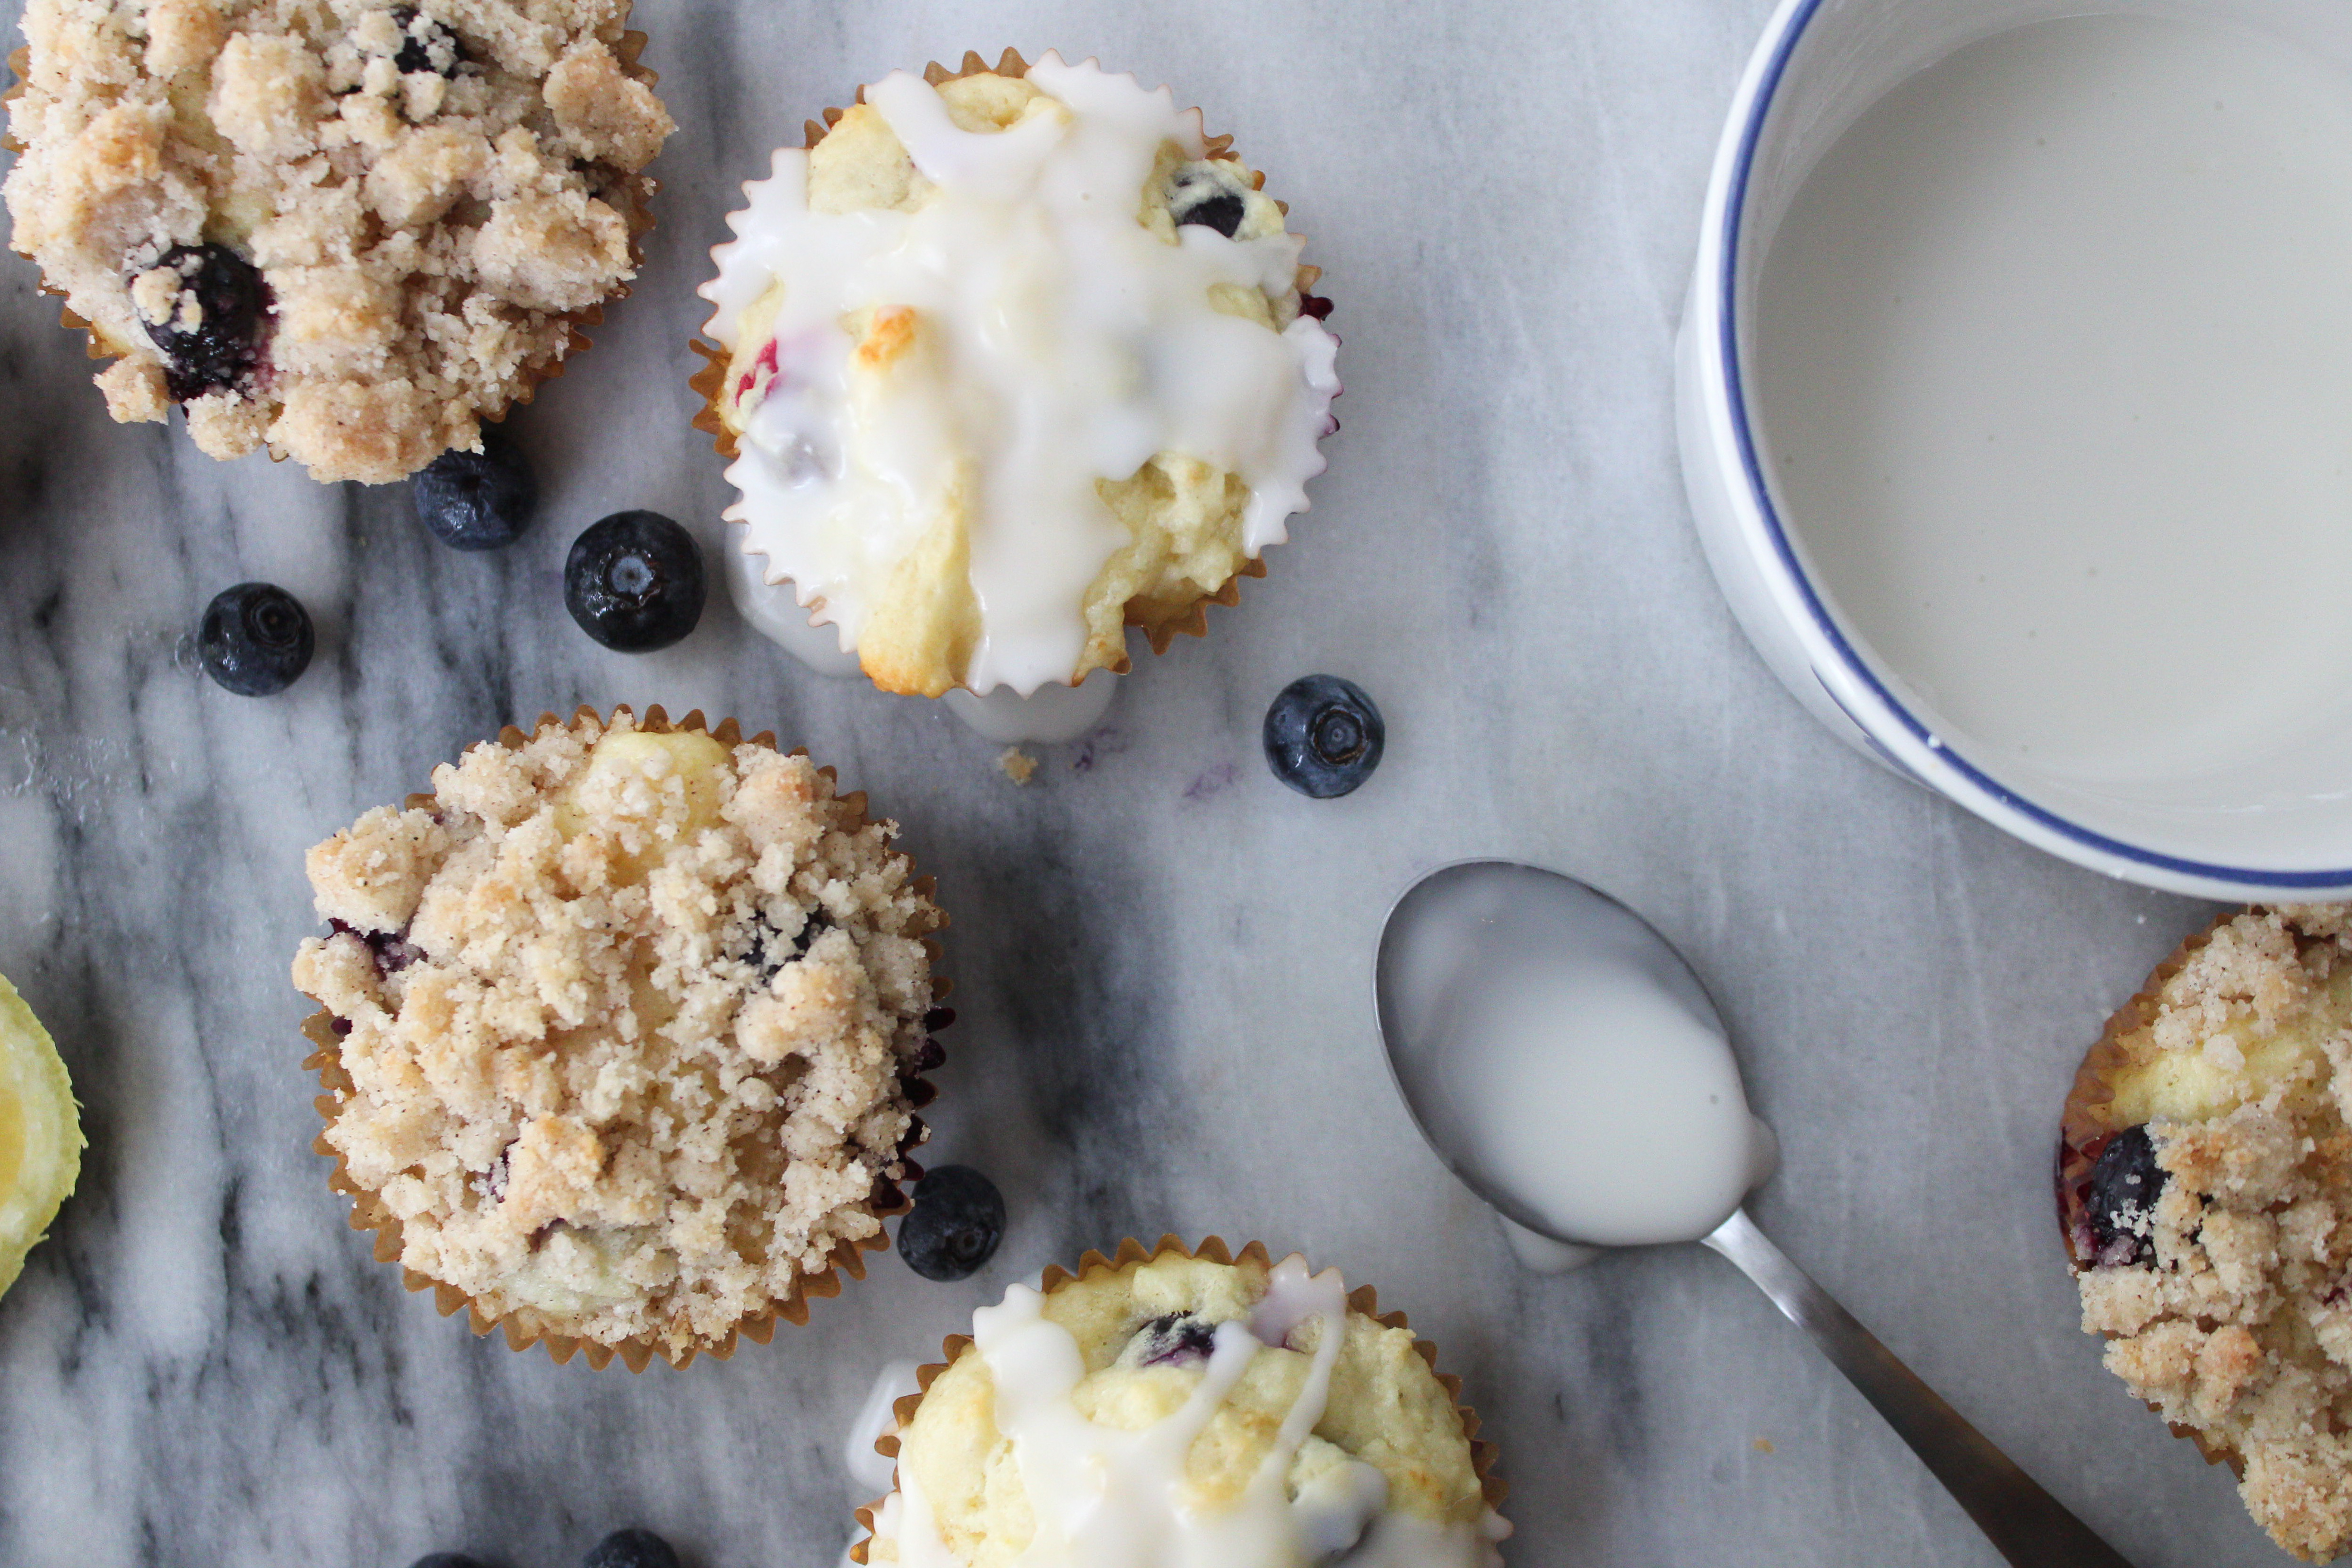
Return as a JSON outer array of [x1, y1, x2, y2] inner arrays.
[[1375, 860, 2134, 1568]]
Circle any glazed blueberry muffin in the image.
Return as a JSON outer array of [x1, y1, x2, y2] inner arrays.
[[859, 1239, 1507, 1566], [292, 709, 944, 1367], [696, 50, 1340, 699], [4, 0, 673, 482], [2061, 906, 2352, 1560]]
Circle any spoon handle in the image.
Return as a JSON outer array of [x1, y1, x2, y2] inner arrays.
[[1703, 1208, 2135, 1568]]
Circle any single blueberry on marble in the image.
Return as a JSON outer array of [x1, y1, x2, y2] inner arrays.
[[139, 244, 269, 401], [897, 1165, 1005, 1282], [199, 583, 314, 697], [413, 427, 537, 550], [565, 511, 705, 653], [2087, 1124, 2167, 1268], [1263, 675, 1384, 798], [583, 1529, 680, 1568], [1132, 1312, 1221, 1367]]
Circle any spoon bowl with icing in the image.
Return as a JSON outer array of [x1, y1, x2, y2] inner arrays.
[[1376, 861, 2137, 1568]]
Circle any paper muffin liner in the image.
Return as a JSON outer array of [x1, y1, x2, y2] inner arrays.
[[2054, 910, 2241, 1475], [2, 28, 663, 479], [297, 703, 950, 1372], [844, 1234, 1507, 1564], [688, 47, 1333, 694]]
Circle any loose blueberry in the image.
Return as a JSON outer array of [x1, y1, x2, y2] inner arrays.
[[1169, 164, 1247, 238], [564, 511, 706, 652], [199, 583, 314, 697], [138, 244, 269, 401], [408, 1555, 489, 1568], [390, 6, 465, 75], [1263, 675, 1384, 798], [1131, 1312, 1221, 1368], [583, 1530, 679, 1568], [413, 427, 538, 550], [2086, 1125, 2166, 1268], [897, 1165, 1006, 1282]]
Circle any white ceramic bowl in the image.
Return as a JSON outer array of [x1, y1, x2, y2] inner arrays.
[[1676, 0, 2352, 902]]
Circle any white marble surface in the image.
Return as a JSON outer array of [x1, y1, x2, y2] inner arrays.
[[0, 2, 2273, 1565]]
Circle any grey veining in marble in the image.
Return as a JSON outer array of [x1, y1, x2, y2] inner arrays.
[[0, 2, 2277, 1565]]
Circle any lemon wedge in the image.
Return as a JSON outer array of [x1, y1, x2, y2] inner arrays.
[[0, 970, 80, 1299]]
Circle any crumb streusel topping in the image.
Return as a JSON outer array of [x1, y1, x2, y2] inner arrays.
[[292, 713, 941, 1355], [2071, 906, 2352, 1562], [5, 0, 674, 483]]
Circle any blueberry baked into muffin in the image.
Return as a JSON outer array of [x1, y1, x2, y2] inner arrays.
[[696, 50, 1341, 699], [856, 1238, 1508, 1566], [292, 708, 945, 1368], [2061, 906, 2352, 1560], [4, 0, 673, 482]]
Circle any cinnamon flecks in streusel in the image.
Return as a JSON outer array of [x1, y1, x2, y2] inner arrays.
[[5, 0, 674, 482], [292, 713, 941, 1357], [2067, 906, 2352, 1562]]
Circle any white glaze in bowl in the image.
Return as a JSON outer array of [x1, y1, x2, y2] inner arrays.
[[1677, 0, 2352, 900]]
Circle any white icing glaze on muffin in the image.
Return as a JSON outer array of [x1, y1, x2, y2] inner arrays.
[[865, 1251, 1507, 1567], [699, 56, 1339, 698]]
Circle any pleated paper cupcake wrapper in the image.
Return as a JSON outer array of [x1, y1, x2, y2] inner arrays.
[[688, 47, 1332, 690], [298, 704, 950, 1372], [844, 1233, 1507, 1564], [3, 28, 662, 479], [2054, 909, 2241, 1476]]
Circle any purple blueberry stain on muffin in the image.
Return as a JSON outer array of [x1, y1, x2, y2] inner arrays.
[[134, 244, 273, 402], [1131, 1312, 1222, 1368]]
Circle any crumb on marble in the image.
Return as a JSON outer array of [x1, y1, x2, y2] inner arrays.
[[997, 748, 1037, 785]]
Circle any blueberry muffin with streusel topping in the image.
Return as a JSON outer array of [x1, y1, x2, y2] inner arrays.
[[858, 1238, 1507, 1566], [2061, 906, 2352, 1560], [292, 708, 944, 1368], [5, 0, 673, 482]]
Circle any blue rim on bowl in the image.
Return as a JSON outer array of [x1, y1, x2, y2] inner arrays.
[[1708, 0, 2352, 895]]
